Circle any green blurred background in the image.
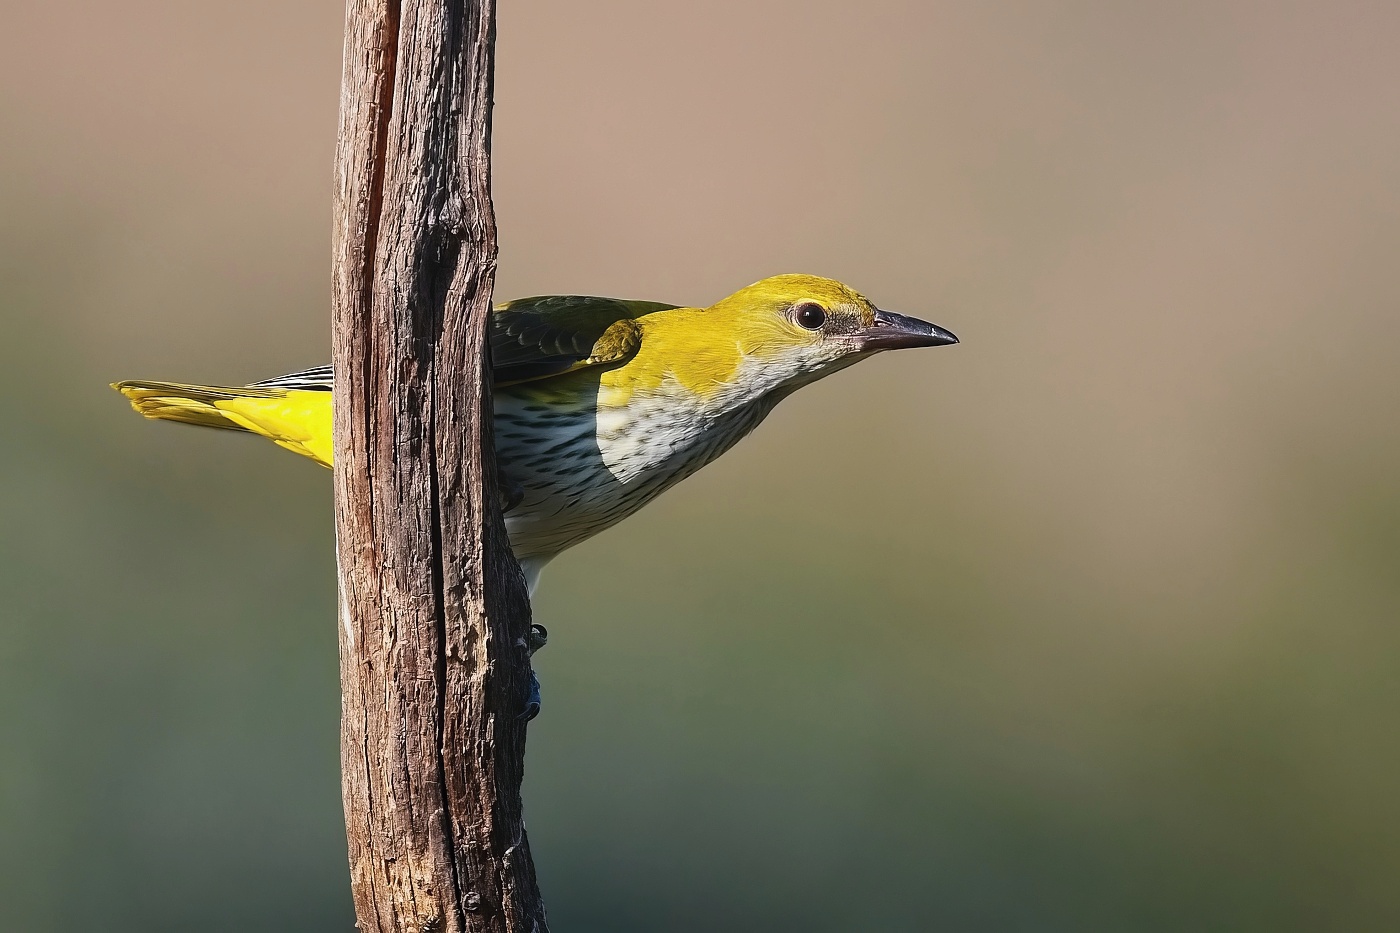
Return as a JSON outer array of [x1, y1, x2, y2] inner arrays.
[[3, 1, 1399, 930]]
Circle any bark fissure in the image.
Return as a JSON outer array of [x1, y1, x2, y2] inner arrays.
[[361, 0, 400, 332]]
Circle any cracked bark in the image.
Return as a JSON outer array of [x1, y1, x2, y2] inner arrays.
[[330, 1, 547, 930]]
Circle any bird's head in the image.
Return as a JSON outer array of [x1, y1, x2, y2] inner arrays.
[[617, 274, 957, 409], [696, 273, 959, 398]]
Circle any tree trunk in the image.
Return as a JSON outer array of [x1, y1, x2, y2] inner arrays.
[[329, 1, 547, 930]]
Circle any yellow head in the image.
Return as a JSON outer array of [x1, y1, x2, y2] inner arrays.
[[618, 273, 959, 405]]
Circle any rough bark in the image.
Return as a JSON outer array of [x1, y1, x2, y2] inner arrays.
[[330, 1, 547, 930]]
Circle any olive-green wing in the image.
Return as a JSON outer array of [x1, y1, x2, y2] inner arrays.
[[489, 295, 676, 385]]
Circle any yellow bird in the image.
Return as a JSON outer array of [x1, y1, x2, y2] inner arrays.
[[115, 274, 958, 595]]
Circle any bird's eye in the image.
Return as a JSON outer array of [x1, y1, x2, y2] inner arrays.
[[794, 303, 827, 330]]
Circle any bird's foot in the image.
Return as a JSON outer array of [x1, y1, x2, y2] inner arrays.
[[522, 671, 542, 722], [519, 623, 548, 721]]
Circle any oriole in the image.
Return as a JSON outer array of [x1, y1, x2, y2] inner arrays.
[[115, 274, 958, 594]]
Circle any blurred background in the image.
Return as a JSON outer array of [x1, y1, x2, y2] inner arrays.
[[2, 1, 1398, 930]]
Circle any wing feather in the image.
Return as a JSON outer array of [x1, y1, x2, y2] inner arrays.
[[489, 295, 673, 385], [244, 295, 672, 392]]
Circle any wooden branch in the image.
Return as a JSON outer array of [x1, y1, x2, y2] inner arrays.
[[330, 1, 547, 930]]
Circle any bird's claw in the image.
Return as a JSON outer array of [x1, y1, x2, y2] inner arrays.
[[519, 623, 548, 721], [527, 623, 548, 657], [521, 670, 542, 722]]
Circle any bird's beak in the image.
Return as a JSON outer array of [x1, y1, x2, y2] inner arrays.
[[854, 309, 960, 351]]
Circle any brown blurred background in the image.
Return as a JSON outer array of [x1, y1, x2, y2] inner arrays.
[[3, 1, 1398, 930]]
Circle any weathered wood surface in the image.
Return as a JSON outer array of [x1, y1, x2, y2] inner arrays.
[[330, 0, 547, 930]]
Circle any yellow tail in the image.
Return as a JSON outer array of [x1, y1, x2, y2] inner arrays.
[[113, 379, 334, 467]]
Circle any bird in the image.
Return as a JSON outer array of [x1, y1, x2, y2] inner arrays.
[[114, 273, 958, 596]]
